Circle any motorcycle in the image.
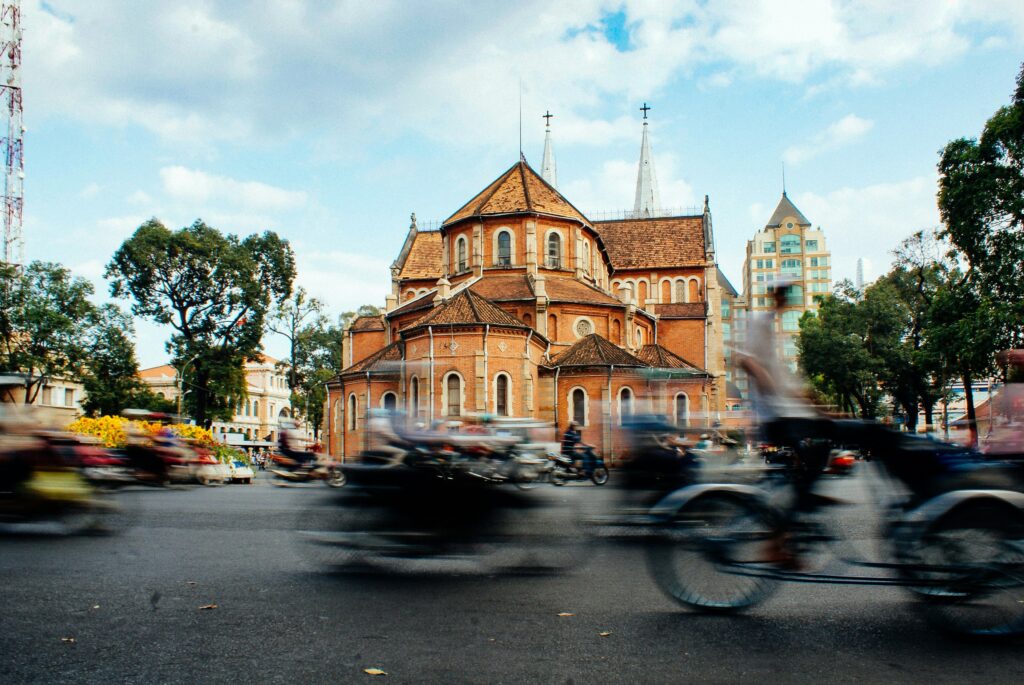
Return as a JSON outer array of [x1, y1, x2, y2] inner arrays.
[[549, 445, 609, 485], [270, 452, 346, 487], [643, 419, 1024, 638]]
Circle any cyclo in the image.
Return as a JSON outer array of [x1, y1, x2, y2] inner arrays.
[[641, 410, 1024, 638]]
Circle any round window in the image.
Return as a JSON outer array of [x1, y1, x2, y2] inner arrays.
[[575, 319, 593, 337], [787, 222, 793, 228]]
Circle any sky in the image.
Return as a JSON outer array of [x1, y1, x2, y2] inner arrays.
[[19, 0, 1024, 367]]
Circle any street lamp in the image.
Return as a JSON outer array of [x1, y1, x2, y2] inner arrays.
[[176, 354, 200, 419]]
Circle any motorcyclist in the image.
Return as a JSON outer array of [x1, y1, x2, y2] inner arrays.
[[561, 421, 597, 474], [278, 422, 315, 472]]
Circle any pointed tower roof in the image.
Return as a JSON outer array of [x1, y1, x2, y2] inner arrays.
[[541, 111, 557, 188], [550, 334, 648, 368], [766, 192, 811, 228], [443, 158, 589, 228], [404, 288, 532, 332], [633, 104, 661, 218]]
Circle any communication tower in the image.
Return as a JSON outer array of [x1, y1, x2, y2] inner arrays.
[[1, 0, 22, 266]]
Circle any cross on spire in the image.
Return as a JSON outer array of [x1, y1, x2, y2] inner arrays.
[[542, 110, 554, 126], [640, 102, 651, 120]]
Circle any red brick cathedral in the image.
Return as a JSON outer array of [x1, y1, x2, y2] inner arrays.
[[325, 120, 727, 459]]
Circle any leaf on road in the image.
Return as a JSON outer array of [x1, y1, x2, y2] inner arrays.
[[557, 612, 574, 617], [61, 637, 76, 644], [364, 667, 388, 676], [198, 603, 218, 610], [599, 631, 612, 637], [92, 605, 100, 610]]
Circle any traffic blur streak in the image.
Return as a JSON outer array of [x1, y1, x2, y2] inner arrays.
[[298, 412, 586, 575], [0, 404, 127, 535]]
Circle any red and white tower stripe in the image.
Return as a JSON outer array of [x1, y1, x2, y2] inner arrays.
[[1, 0, 22, 266]]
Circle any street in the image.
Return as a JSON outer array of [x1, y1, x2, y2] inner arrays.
[[2, 471, 1023, 684]]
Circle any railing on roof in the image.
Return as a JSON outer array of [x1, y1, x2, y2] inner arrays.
[[586, 206, 704, 221], [414, 219, 443, 231]]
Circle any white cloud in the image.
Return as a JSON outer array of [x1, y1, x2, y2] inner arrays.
[[563, 151, 696, 215], [126, 190, 153, 205], [78, 183, 101, 199], [24, 1, 1024, 150], [783, 114, 874, 165], [792, 175, 939, 283], [294, 249, 391, 315], [159, 166, 307, 212]]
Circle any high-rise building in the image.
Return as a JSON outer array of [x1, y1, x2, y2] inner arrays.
[[856, 257, 872, 290], [734, 192, 831, 372]]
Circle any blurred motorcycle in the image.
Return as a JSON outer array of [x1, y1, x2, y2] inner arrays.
[[270, 452, 346, 487], [549, 446, 609, 485]]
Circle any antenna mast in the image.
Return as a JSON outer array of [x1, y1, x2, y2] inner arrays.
[[1, 0, 23, 266]]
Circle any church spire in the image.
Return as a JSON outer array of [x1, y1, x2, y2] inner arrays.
[[541, 110, 557, 188], [633, 102, 661, 218]]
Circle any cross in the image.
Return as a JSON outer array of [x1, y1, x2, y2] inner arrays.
[[542, 110, 554, 126], [640, 102, 651, 119]]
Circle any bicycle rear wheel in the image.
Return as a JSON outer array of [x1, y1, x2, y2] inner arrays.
[[910, 501, 1024, 637], [646, 492, 780, 613]]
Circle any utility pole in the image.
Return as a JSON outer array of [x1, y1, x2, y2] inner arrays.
[[1, 0, 23, 266]]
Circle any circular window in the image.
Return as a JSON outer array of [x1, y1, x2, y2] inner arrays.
[[787, 222, 793, 228], [575, 319, 593, 338]]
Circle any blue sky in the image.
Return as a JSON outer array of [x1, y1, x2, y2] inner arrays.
[[20, 1, 1024, 367]]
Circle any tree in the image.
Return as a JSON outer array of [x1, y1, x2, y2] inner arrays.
[[79, 304, 174, 416], [268, 287, 325, 394], [106, 219, 296, 427], [937, 60, 1024, 443], [0, 262, 95, 403]]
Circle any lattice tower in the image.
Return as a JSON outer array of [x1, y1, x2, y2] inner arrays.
[[1, 0, 22, 266]]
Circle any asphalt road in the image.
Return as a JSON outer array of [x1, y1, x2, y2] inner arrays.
[[2, 470, 1023, 684]]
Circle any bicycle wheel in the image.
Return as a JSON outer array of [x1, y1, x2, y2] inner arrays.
[[646, 492, 780, 613], [910, 501, 1024, 637]]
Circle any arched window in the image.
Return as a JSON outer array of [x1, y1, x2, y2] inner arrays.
[[675, 393, 689, 427], [638, 281, 648, 306], [547, 233, 561, 269], [582, 241, 591, 274], [781, 310, 801, 332], [548, 313, 558, 338], [495, 373, 510, 416], [253, 400, 259, 417], [689, 279, 700, 303], [456, 236, 468, 272], [522, 312, 533, 327], [661, 280, 671, 303], [410, 377, 419, 419], [497, 231, 511, 266], [245, 400, 251, 416], [381, 392, 397, 411], [618, 387, 633, 424], [445, 373, 462, 417], [571, 387, 587, 426], [636, 327, 644, 346], [347, 394, 357, 431], [674, 280, 686, 303], [611, 319, 622, 343]]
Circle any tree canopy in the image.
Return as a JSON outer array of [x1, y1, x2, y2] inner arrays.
[[106, 219, 296, 427]]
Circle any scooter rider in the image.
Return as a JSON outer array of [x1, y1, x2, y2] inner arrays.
[[278, 422, 315, 471], [561, 421, 595, 474]]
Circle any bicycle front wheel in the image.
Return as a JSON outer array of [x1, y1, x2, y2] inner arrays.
[[646, 492, 780, 613]]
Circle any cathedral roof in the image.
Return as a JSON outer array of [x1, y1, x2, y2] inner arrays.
[[350, 315, 386, 332], [404, 288, 530, 331], [389, 290, 437, 317], [595, 216, 706, 270], [545, 276, 624, 306], [443, 158, 590, 228], [469, 274, 536, 301], [636, 344, 708, 375], [398, 230, 443, 280], [340, 341, 404, 376], [550, 334, 647, 368], [766, 192, 811, 228]]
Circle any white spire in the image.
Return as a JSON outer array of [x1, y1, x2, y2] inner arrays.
[[541, 110, 557, 188], [633, 103, 661, 218]]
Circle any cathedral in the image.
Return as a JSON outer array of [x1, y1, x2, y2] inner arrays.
[[325, 113, 728, 460]]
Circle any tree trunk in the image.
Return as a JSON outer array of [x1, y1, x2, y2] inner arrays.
[[962, 371, 977, 449], [902, 399, 918, 432], [923, 401, 935, 433]]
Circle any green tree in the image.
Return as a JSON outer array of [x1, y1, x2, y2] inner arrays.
[[0, 262, 95, 403], [106, 219, 296, 427], [79, 304, 174, 416], [268, 286, 325, 394]]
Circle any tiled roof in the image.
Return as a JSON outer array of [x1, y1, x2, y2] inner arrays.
[[444, 159, 589, 227], [766, 192, 811, 227], [545, 276, 624, 306], [341, 341, 404, 376], [654, 302, 705, 318], [595, 216, 705, 270], [139, 364, 175, 379], [550, 334, 647, 368], [406, 288, 528, 330], [351, 315, 386, 332], [389, 290, 436, 317], [469, 273, 535, 301], [637, 344, 707, 374], [399, 231, 443, 280], [717, 266, 738, 297]]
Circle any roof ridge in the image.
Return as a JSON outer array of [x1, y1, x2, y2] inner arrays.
[[518, 161, 533, 212], [465, 289, 482, 321]]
